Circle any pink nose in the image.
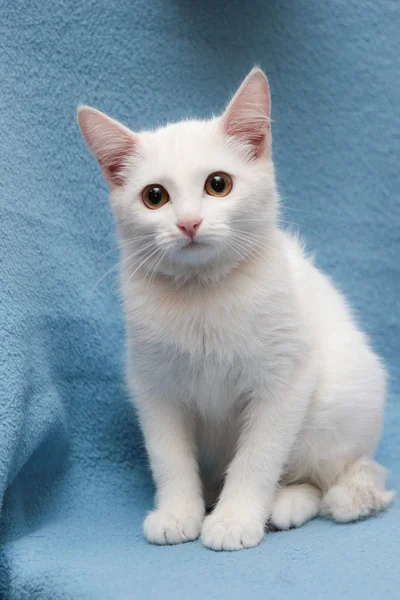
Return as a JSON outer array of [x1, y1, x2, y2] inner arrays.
[[177, 218, 203, 239]]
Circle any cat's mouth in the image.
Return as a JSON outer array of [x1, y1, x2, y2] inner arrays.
[[180, 237, 209, 251], [186, 240, 203, 249], [175, 238, 216, 265]]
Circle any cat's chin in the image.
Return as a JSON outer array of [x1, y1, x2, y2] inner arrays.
[[174, 242, 218, 266]]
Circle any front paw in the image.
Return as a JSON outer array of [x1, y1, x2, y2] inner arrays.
[[201, 511, 265, 551], [144, 508, 204, 545]]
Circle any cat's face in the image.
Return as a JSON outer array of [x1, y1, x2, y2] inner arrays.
[[78, 68, 278, 280]]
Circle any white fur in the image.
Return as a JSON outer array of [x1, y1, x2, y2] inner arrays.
[[78, 68, 394, 551], [270, 484, 321, 530]]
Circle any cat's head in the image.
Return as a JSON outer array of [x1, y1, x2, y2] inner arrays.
[[78, 68, 278, 282]]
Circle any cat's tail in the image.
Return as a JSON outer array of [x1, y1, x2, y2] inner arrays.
[[320, 457, 395, 522]]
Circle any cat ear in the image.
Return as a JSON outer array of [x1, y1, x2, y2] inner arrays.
[[77, 106, 137, 187], [221, 67, 271, 159]]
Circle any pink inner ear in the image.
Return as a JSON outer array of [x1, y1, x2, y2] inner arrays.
[[222, 69, 271, 159], [78, 107, 136, 187], [226, 117, 268, 159], [101, 140, 135, 186]]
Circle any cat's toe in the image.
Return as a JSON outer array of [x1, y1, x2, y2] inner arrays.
[[201, 512, 265, 551], [270, 484, 321, 530], [144, 509, 203, 545]]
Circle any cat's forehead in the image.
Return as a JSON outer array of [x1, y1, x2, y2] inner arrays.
[[149, 119, 217, 147], [137, 119, 236, 173]]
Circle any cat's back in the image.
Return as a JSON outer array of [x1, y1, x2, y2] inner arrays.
[[281, 230, 366, 331], [280, 229, 385, 399]]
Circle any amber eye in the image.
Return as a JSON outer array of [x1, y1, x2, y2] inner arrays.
[[205, 172, 232, 197], [142, 184, 170, 209]]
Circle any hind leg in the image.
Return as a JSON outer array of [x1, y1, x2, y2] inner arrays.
[[270, 483, 322, 530], [320, 457, 395, 523]]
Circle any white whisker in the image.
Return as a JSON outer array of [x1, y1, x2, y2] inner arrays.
[[126, 246, 162, 286], [147, 248, 169, 288], [100, 233, 155, 258], [224, 238, 250, 265], [230, 217, 319, 236], [231, 233, 269, 258], [229, 229, 276, 252], [142, 249, 163, 286], [92, 241, 159, 293]]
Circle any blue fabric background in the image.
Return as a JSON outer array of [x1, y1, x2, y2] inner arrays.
[[0, 0, 399, 598]]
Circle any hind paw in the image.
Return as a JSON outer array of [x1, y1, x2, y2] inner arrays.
[[270, 484, 321, 530]]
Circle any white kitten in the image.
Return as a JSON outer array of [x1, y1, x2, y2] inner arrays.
[[78, 68, 394, 551]]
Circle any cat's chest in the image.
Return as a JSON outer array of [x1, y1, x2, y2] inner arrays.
[[127, 281, 262, 406], [129, 285, 259, 361]]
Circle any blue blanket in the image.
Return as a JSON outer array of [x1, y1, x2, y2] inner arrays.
[[1, 0, 399, 598]]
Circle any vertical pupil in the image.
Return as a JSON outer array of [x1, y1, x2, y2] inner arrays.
[[211, 175, 225, 193], [149, 187, 163, 204]]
